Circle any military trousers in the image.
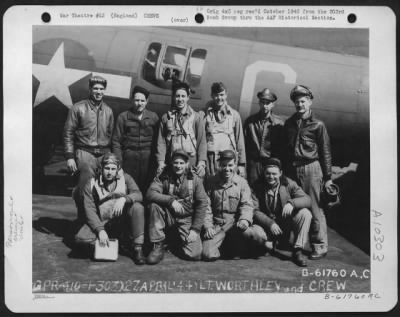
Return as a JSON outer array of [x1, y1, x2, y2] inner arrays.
[[295, 160, 328, 254], [148, 203, 202, 260], [247, 159, 266, 187], [74, 201, 145, 246], [250, 208, 312, 249], [122, 148, 153, 193], [202, 215, 259, 260]]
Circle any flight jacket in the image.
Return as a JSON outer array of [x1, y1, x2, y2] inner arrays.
[[146, 170, 208, 233], [284, 111, 332, 180], [64, 99, 114, 159], [252, 176, 311, 228]]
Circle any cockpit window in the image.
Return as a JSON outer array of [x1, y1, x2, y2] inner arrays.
[[142, 42, 207, 91], [142, 42, 162, 85], [186, 49, 207, 87]]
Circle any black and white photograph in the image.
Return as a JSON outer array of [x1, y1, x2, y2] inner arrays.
[[3, 5, 397, 312]]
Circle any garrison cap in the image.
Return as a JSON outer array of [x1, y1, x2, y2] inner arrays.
[[171, 149, 189, 162], [211, 82, 227, 94], [290, 85, 313, 102], [257, 88, 277, 102], [132, 85, 150, 99], [172, 81, 191, 95], [262, 157, 282, 170], [89, 75, 107, 89], [218, 150, 236, 162], [101, 152, 120, 168]]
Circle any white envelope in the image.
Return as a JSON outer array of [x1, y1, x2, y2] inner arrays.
[[94, 239, 119, 261]]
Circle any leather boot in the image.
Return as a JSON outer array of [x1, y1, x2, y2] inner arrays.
[[292, 248, 307, 267], [146, 242, 165, 265], [132, 244, 145, 265]]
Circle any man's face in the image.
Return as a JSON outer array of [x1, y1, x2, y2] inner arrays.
[[174, 89, 189, 111], [102, 164, 118, 182], [172, 157, 188, 176], [133, 92, 148, 113], [264, 166, 282, 187], [89, 83, 105, 103], [219, 158, 236, 180], [212, 90, 227, 108], [259, 98, 275, 116], [294, 96, 312, 114]]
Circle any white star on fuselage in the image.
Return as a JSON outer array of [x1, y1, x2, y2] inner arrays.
[[33, 42, 90, 108]]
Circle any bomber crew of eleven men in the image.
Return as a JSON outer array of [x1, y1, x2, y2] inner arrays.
[[66, 76, 335, 267]]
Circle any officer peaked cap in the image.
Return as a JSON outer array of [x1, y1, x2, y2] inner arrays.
[[89, 76, 107, 88], [257, 88, 277, 102], [290, 85, 313, 102], [132, 85, 150, 99]]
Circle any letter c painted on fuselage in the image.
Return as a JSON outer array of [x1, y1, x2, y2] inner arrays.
[[239, 61, 297, 118]]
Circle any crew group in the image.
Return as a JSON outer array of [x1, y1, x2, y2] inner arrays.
[[65, 76, 333, 268]]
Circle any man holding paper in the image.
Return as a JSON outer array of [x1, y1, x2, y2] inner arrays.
[[74, 153, 146, 265]]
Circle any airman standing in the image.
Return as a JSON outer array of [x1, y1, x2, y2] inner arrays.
[[244, 88, 285, 186], [156, 82, 207, 178], [202, 82, 246, 177], [112, 86, 159, 192], [284, 85, 333, 259], [64, 76, 114, 215]]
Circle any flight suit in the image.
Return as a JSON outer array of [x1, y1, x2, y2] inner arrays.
[[74, 171, 145, 248], [202, 103, 246, 176], [146, 171, 208, 260], [156, 106, 207, 169], [112, 109, 159, 192], [202, 173, 257, 260], [244, 112, 285, 186]]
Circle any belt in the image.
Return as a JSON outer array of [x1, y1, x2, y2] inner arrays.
[[292, 159, 317, 167], [78, 146, 110, 156]]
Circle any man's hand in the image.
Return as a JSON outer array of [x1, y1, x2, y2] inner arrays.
[[157, 161, 166, 175], [238, 166, 246, 178], [282, 203, 294, 218], [112, 197, 126, 217], [204, 227, 217, 240], [171, 200, 185, 215], [236, 219, 250, 231], [185, 230, 199, 244], [269, 223, 282, 236], [98, 230, 109, 247], [67, 158, 78, 174], [324, 179, 333, 190], [194, 162, 206, 178]]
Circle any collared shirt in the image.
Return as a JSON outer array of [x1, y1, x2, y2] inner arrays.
[[88, 98, 104, 112], [266, 182, 280, 214]]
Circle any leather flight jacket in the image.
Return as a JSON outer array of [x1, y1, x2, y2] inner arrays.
[[64, 99, 114, 159], [285, 111, 332, 180]]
